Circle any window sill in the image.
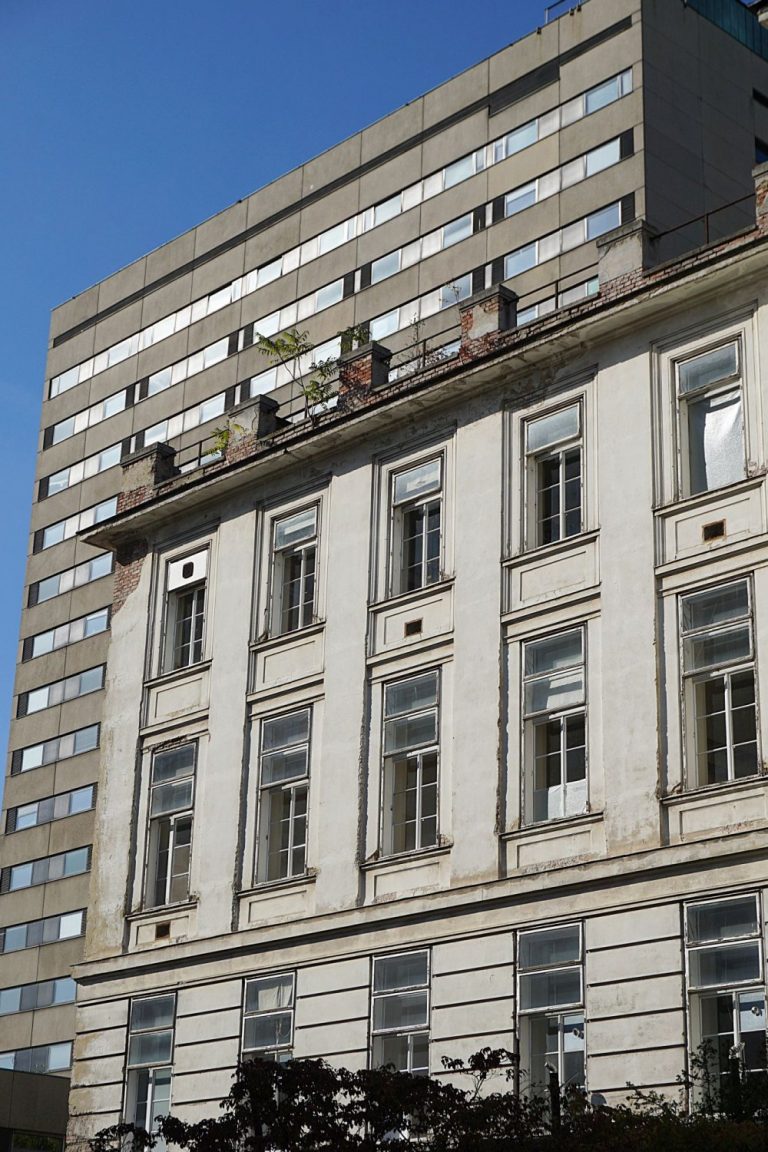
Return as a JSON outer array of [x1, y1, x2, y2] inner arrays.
[[501, 811, 603, 840], [250, 620, 325, 652], [662, 774, 768, 805], [360, 842, 452, 872], [239, 871, 317, 899], [370, 577, 454, 613], [144, 660, 212, 690], [655, 474, 764, 517], [505, 529, 600, 567], [127, 898, 198, 923]]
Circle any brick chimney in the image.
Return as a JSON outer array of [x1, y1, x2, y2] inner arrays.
[[337, 342, 392, 409], [458, 285, 518, 360]]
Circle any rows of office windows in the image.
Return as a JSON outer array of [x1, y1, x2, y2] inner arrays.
[[37, 189, 633, 503], [120, 889, 766, 1137], [46, 129, 631, 451], [48, 69, 633, 400]]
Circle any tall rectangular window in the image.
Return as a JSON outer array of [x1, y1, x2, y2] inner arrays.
[[258, 711, 310, 882], [680, 580, 758, 788], [677, 341, 745, 496], [164, 551, 207, 671], [125, 994, 175, 1144], [518, 924, 585, 1095], [686, 895, 766, 1084], [525, 404, 582, 547], [146, 745, 195, 908], [382, 672, 439, 856], [390, 459, 442, 595], [272, 507, 317, 634], [242, 973, 296, 1061], [371, 951, 430, 1075], [523, 630, 587, 823]]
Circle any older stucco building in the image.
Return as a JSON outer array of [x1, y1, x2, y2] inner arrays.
[[6, 0, 768, 1144]]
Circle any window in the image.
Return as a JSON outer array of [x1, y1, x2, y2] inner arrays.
[[523, 629, 587, 823], [0, 910, 85, 954], [125, 994, 175, 1144], [686, 895, 767, 1084], [271, 507, 317, 634], [0, 976, 76, 1016], [390, 459, 442, 596], [382, 672, 439, 856], [18, 665, 104, 716], [680, 580, 758, 788], [7, 785, 95, 833], [163, 550, 207, 671], [0, 1042, 72, 1074], [36, 496, 117, 551], [371, 951, 430, 1074], [242, 973, 296, 1061], [1, 846, 90, 892], [518, 924, 585, 1095], [257, 710, 310, 883], [11, 724, 99, 775], [146, 744, 196, 908], [676, 341, 745, 496], [525, 404, 583, 547]]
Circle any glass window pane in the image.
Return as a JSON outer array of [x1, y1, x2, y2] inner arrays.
[[262, 710, 310, 752], [689, 942, 761, 988], [371, 251, 401, 284], [682, 582, 749, 633], [585, 77, 619, 114], [130, 995, 176, 1032], [274, 507, 317, 549], [505, 244, 537, 278], [152, 745, 196, 785], [444, 155, 474, 189], [373, 990, 428, 1032], [525, 630, 583, 677], [384, 712, 438, 754], [261, 746, 308, 785], [526, 405, 580, 453], [688, 896, 759, 943], [374, 196, 401, 225], [687, 388, 744, 493], [243, 1011, 292, 1051], [443, 214, 472, 246], [586, 202, 621, 240], [128, 1030, 173, 1067], [679, 344, 739, 394], [393, 459, 441, 505], [385, 673, 438, 719], [374, 951, 428, 992], [506, 184, 537, 216], [684, 624, 751, 673], [520, 926, 581, 969], [245, 975, 294, 1014], [506, 121, 538, 155], [585, 139, 620, 177], [520, 969, 582, 1010]]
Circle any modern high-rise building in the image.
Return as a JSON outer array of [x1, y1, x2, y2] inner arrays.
[[5, 0, 768, 1144]]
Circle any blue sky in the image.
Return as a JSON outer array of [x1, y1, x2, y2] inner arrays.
[[0, 0, 547, 791]]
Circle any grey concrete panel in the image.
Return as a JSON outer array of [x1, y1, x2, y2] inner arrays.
[[358, 151, 425, 217], [75, 999, 128, 1035], [45, 330, 98, 382], [92, 302, 145, 358], [189, 245, 247, 304], [30, 1003, 77, 1048], [301, 134, 364, 201], [421, 112, 490, 180], [431, 999, 513, 1041], [588, 1009, 685, 1056], [244, 167, 305, 232], [194, 201, 249, 260], [96, 258, 147, 315], [360, 100, 425, 166], [422, 60, 489, 132], [50, 284, 101, 343], [298, 182, 361, 246], [0, 1068, 69, 1133], [135, 327, 193, 380], [143, 229, 197, 291], [139, 272, 195, 330]]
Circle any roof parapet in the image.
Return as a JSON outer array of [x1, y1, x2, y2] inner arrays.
[[458, 285, 518, 361]]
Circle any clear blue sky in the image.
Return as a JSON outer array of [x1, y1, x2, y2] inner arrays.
[[0, 0, 547, 794]]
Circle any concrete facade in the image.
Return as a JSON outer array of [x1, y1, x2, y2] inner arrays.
[[5, 0, 768, 1142]]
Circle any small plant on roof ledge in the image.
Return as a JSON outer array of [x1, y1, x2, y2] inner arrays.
[[255, 324, 370, 424]]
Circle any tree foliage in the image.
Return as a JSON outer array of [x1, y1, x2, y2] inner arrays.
[[88, 1046, 768, 1152]]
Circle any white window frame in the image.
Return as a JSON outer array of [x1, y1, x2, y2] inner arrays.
[[373, 441, 454, 604], [370, 949, 430, 1075], [124, 994, 176, 1143], [685, 894, 767, 1085], [256, 710, 311, 883], [654, 314, 759, 508], [522, 628, 588, 825], [389, 457, 444, 597], [241, 972, 296, 1061], [523, 402, 584, 550], [675, 339, 746, 499], [161, 548, 209, 673], [517, 923, 585, 1097], [269, 505, 319, 636], [679, 578, 759, 790]]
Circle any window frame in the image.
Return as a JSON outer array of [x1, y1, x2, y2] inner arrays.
[[241, 971, 296, 1062], [380, 670, 441, 858], [124, 993, 176, 1143], [269, 505, 320, 637], [523, 401, 584, 550], [388, 456, 444, 598], [675, 338, 746, 499], [161, 548, 209, 674], [521, 627, 588, 825], [370, 949, 431, 1075], [679, 578, 760, 790], [684, 893, 767, 1085], [144, 742, 197, 910], [517, 923, 585, 1096], [256, 709, 311, 884]]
